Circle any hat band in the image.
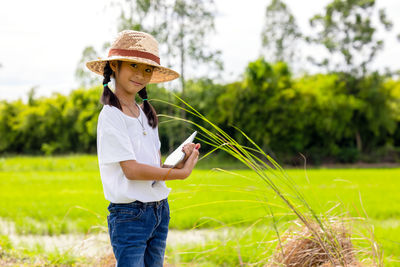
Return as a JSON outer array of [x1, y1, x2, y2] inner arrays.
[[108, 48, 160, 64]]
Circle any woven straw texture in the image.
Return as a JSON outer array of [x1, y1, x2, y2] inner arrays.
[[86, 30, 180, 84]]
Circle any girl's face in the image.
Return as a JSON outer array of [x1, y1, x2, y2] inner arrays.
[[110, 61, 154, 94]]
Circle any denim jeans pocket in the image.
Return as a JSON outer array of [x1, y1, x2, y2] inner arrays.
[[114, 206, 144, 223]]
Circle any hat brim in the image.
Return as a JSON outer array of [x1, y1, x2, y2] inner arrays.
[[86, 56, 180, 84]]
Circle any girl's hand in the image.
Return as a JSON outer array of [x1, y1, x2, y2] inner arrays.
[[175, 143, 199, 169], [181, 143, 200, 178]]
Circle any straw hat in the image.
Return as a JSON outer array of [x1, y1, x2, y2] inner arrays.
[[86, 30, 180, 83]]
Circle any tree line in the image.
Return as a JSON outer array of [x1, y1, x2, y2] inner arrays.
[[1, 58, 399, 164]]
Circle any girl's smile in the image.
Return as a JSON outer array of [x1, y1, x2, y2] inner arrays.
[[131, 80, 143, 86]]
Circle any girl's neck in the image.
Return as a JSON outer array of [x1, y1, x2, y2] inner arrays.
[[115, 88, 137, 106]]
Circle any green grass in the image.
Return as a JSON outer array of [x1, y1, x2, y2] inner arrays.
[[0, 154, 399, 265]]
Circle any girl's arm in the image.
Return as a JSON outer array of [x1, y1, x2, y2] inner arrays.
[[120, 146, 199, 181], [120, 160, 187, 180]]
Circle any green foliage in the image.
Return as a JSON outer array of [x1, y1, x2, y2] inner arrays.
[[188, 58, 400, 163], [0, 87, 102, 155], [1, 57, 400, 162]]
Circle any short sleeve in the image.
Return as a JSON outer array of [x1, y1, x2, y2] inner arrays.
[[97, 106, 136, 164]]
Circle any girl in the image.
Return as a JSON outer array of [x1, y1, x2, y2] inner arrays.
[[86, 30, 201, 266]]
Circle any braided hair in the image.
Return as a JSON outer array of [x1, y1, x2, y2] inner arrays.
[[138, 86, 159, 129], [101, 61, 122, 110], [101, 61, 158, 128]]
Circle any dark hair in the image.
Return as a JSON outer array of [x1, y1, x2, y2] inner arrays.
[[101, 61, 159, 128]]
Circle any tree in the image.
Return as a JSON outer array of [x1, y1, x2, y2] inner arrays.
[[260, 0, 301, 66], [306, 0, 396, 153], [307, 0, 394, 77], [158, 0, 223, 88], [221, 58, 295, 158]]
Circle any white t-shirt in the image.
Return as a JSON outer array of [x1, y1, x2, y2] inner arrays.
[[97, 103, 171, 203]]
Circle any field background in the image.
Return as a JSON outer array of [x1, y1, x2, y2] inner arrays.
[[0, 154, 399, 266]]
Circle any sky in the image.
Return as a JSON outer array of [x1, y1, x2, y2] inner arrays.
[[1, 0, 399, 102]]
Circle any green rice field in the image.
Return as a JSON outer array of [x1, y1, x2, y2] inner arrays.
[[0, 154, 399, 266]]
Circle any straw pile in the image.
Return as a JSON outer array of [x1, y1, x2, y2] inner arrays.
[[268, 220, 362, 267]]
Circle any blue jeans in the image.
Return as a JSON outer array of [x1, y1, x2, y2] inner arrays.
[[107, 198, 170, 267]]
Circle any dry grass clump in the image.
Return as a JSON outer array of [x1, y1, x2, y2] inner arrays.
[[97, 252, 116, 267], [269, 220, 362, 267]]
